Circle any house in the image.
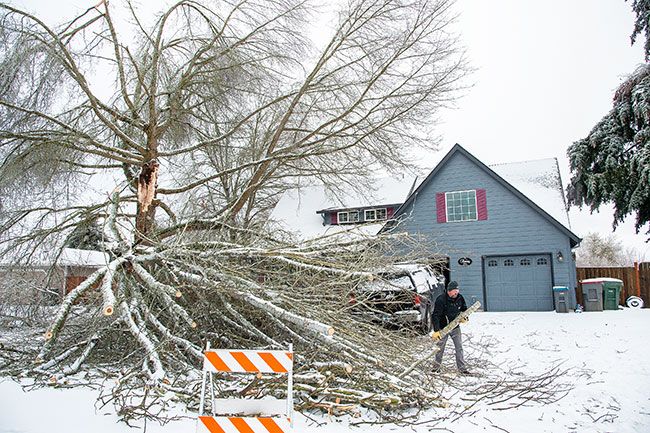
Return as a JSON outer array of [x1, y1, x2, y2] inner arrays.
[[271, 144, 581, 311], [0, 247, 109, 302], [385, 144, 580, 311], [269, 176, 418, 241]]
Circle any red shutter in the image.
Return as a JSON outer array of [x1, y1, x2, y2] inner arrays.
[[387, 207, 394, 219], [331, 212, 338, 225], [436, 193, 447, 223], [476, 189, 488, 220]]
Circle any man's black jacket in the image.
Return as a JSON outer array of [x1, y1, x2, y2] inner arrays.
[[432, 293, 468, 332]]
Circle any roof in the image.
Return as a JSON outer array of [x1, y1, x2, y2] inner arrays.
[[489, 158, 570, 228], [56, 248, 109, 267], [393, 144, 581, 247], [269, 176, 417, 240], [0, 247, 109, 268]]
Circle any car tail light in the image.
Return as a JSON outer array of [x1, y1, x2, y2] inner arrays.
[[413, 294, 422, 307]]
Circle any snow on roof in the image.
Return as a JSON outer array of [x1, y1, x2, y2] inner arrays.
[[1, 247, 110, 268], [269, 176, 416, 240], [56, 248, 110, 267], [489, 158, 571, 228], [317, 176, 417, 210]]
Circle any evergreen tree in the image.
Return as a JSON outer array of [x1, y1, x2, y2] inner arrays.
[[629, 0, 650, 60], [567, 2, 650, 240]]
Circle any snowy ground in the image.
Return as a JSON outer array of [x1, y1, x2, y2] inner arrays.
[[2, 309, 650, 433]]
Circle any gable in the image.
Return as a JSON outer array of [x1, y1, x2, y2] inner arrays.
[[392, 144, 580, 246]]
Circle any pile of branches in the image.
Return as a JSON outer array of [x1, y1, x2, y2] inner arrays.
[[0, 216, 576, 423], [0, 197, 448, 417]]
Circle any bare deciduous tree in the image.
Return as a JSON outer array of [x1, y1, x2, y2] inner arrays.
[[0, 0, 468, 415], [576, 232, 646, 267]]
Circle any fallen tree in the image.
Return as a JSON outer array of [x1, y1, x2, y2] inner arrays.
[[0, 0, 573, 423], [0, 0, 466, 401]]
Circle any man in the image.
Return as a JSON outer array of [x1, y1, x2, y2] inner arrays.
[[431, 280, 470, 374]]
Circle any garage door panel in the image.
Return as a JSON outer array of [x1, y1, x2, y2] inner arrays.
[[519, 286, 537, 296], [485, 254, 552, 311]]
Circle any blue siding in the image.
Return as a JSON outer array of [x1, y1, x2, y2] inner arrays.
[[393, 152, 577, 310]]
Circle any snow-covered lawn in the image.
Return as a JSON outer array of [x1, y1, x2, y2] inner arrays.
[[2, 309, 649, 432]]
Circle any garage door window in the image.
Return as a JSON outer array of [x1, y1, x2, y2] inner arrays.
[[537, 258, 548, 265], [488, 259, 498, 267], [504, 259, 514, 266], [520, 258, 531, 266]]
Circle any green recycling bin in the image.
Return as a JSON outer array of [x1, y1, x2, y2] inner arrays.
[[602, 278, 623, 310]]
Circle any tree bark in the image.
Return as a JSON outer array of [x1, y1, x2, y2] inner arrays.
[[136, 159, 159, 243]]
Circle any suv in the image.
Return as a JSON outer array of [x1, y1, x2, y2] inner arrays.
[[351, 264, 445, 333]]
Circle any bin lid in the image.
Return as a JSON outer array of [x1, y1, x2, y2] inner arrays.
[[581, 278, 623, 284], [553, 286, 569, 291]]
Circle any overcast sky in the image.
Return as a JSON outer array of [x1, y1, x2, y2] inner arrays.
[[11, 0, 650, 257], [432, 0, 649, 258]]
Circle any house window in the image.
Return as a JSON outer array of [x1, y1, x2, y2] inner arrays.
[[364, 208, 387, 221], [445, 190, 477, 222], [504, 259, 514, 267], [488, 259, 498, 267], [337, 210, 359, 224], [537, 258, 548, 265], [520, 258, 531, 266]]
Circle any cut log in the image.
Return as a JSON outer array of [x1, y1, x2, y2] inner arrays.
[[102, 304, 114, 316], [398, 301, 481, 379]]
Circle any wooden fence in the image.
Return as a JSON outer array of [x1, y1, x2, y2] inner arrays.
[[576, 262, 650, 307]]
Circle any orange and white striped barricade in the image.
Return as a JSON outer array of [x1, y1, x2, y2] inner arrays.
[[197, 343, 294, 433]]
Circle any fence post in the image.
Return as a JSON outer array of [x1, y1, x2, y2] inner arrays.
[[635, 262, 641, 298]]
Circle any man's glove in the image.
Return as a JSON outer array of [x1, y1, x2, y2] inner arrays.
[[431, 331, 442, 341], [460, 317, 469, 324]]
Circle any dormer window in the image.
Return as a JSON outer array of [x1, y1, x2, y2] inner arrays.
[[364, 208, 387, 221], [337, 210, 359, 224]]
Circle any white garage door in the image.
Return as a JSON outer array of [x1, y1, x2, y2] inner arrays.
[[484, 254, 553, 311]]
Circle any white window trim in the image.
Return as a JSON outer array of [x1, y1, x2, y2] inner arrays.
[[445, 189, 478, 223], [364, 208, 387, 222], [337, 210, 359, 224]]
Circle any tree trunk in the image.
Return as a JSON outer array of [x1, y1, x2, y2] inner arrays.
[[136, 159, 159, 243]]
